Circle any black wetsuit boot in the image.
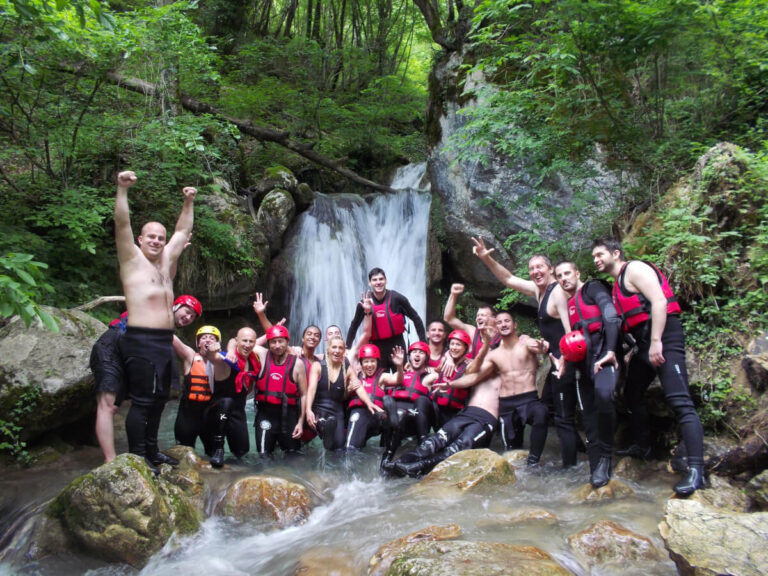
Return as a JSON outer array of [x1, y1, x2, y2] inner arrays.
[[591, 456, 612, 488], [210, 435, 225, 468], [674, 459, 706, 496]]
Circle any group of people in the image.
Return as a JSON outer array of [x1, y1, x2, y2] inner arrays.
[[90, 171, 705, 496]]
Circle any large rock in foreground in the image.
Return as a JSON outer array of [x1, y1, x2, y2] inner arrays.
[[414, 449, 516, 493], [44, 454, 201, 567], [368, 524, 461, 576], [568, 520, 659, 565], [214, 475, 311, 528], [385, 540, 570, 575], [0, 308, 104, 442], [659, 498, 768, 575]]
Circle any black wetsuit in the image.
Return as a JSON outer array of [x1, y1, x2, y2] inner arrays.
[[90, 320, 126, 402], [174, 356, 213, 453], [119, 326, 175, 459], [616, 267, 704, 469], [206, 368, 250, 458], [254, 354, 302, 456], [572, 281, 621, 469], [346, 290, 426, 371], [498, 391, 549, 461], [389, 406, 497, 477], [311, 359, 348, 450], [385, 370, 434, 456], [539, 281, 582, 467]]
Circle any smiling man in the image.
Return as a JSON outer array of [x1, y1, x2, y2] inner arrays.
[[113, 170, 196, 473], [346, 267, 426, 371]]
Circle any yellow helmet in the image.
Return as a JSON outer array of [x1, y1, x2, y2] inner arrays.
[[196, 325, 221, 342]]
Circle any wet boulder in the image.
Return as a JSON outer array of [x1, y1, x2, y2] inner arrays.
[[659, 498, 768, 576], [414, 449, 516, 493], [742, 332, 768, 393], [157, 445, 207, 511], [298, 547, 357, 576], [368, 524, 461, 576], [384, 540, 571, 575], [256, 189, 296, 256], [572, 479, 635, 502], [476, 508, 557, 529], [214, 475, 311, 528], [567, 520, 660, 565], [690, 474, 750, 512], [44, 454, 201, 567], [0, 308, 104, 443]]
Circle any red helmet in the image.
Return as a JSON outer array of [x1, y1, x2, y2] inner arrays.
[[560, 330, 587, 363], [359, 344, 381, 359], [408, 341, 430, 355], [173, 294, 202, 317], [448, 330, 471, 349], [266, 325, 290, 341]]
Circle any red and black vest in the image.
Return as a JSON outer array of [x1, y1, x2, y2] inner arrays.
[[467, 330, 502, 359], [255, 353, 299, 405], [185, 354, 212, 402], [235, 350, 262, 394], [612, 261, 681, 332], [568, 283, 602, 334], [428, 350, 445, 369], [370, 291, 406, 340], [349, 369, 386, 408], [390, 370, 431, 401], [431, 361, 469, 410]]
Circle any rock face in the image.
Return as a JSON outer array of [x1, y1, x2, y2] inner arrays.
[[659, 497, 768, 576], [0, 307, 104, 442], [746, 469, 768, 510], [426, 48, 625, 300], [384, 540, 570, 576], [415, 449, 516, 493], [44, 454, 201, 567], [368, 524, 461, 576], [213, 475, 311, 527], [742, 332, 768, 393], [567, 520, 659, 565]]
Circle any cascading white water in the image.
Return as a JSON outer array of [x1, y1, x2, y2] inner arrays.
[[287, 164, 431, 349]]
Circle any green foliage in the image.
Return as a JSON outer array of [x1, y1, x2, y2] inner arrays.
[[626, 145, 768, 430], [0, 253, 58, 331], [0, 384, 42, 465]]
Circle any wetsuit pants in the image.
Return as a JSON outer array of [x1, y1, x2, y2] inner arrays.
[[385, 396, 433, 454], [311, 401, 346, 451], [625, 316, 704, 467], [90, 327, 125, 403], [577, 362, 617, 468], [431, 402, 462, 432], [372, 334, 406, 373], [120, 326, 174, 458], [174, 399, 211, 453], [254, 403, 301, 455], [549, 363, 581, 467], [498, 391, 549, 460], [396, 406, 497, 476], [208, 396, 250, 458], [345, 406, 387, 449]]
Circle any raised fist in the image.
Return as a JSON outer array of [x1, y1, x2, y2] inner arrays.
[[117, 171, 137, 187], [182, 186, 197, 199]]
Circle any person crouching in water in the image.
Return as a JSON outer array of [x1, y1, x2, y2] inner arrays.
[[345, 344, 404, 450], [381, 341, 439, 468], [305, 336, 360, 450], [430, 330, 473, 430]]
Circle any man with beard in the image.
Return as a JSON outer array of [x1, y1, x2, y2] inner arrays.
[[555, 262, 621, 487], [592, 237, 705, 495], [472, 237, 582, 468]]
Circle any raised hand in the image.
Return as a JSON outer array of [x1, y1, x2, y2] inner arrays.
[[391, 345, 405, 367], [471, 236, 494, 259], [361, 290, 373, 315], [182, 186, 197, 200], [450, 283, 465, 295], [253, 292, 268, 315], [117, 171, 137, 188]]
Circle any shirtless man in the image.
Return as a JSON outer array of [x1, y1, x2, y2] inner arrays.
[[472, 237, 582, 467], [114, 170, 195, 473], [384, 319, 548, 477]]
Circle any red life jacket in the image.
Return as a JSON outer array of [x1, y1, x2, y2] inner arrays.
[[349, 370, 385, 408], [431, 360, 469, 410], [467, 330, 502, 359], [390, 370, 431, 401], [235, 350, 262, 394], [568, 283, 602, 334], [612, 261, 681, 332], [185, 354, 212, 402], [255, 353, 299, 405], [370, 291, 406, 340], [427, 350, 445, 369]]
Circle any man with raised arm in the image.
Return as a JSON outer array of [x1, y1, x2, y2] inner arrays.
[[346, 267, 426, 371], [114, 170, 195, 473], [472, 237, 582, 467], [592, 237, 705, 495], [443, 283, 497, 359]]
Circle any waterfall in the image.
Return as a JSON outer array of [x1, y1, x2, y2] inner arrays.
[[287, 164, 431, 350]]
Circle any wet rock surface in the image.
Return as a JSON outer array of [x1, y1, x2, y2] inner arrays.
[[567, 519, 660, 565], [659, 497, 768, 576], [384, 540, 571, 575], [414, 449, 516, 493], [368, 524, 461, 576], [43, 454, 201, 567], [572, 479, 635, 502], [213, 475, 311, 527]]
